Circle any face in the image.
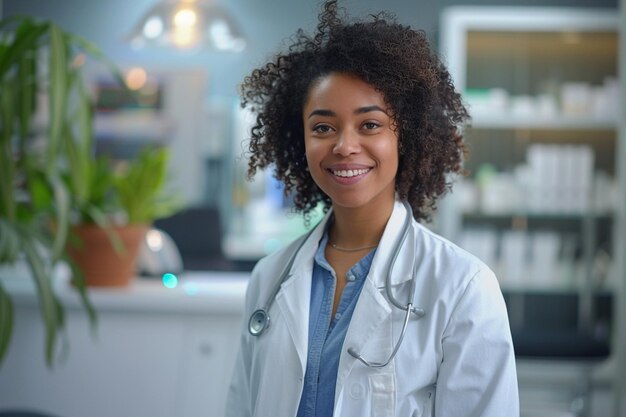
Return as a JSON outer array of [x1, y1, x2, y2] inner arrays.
[[303, 72, 399, 211]]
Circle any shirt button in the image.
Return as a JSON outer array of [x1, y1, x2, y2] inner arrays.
[[334, 313, 342, 320], [346, 273, 356, 281], [350, 382, 364, 399]]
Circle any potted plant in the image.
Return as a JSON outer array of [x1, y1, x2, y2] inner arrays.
[[66, 146, 179, 287], [0, 16, 175, 367]]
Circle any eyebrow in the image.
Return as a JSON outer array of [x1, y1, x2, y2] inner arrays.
[[307, 105, 387, 119]]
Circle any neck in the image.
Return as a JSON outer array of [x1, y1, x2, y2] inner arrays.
[[329, 199, 395, 249]]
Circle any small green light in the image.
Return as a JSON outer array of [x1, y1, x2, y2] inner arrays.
[[162, 273, 178, 288]]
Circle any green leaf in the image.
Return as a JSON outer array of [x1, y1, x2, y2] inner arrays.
[[85, 206, 125, 254], [62, 116, 89, 203], [0, 221, 8, 262], [0, 19, 47, 81], [65, 257, 97, 333], [17, 49, 36, 139], [49, 174, 70, 262], [0, 281, 14, 365], [20, 231, 63, 367], [0, 15, 31, 33], [115, 147, 179, 224], [0, 81, 16, 221], [28, 172, 54, 212], [0, 45, 7, 64], [76, 67, 94, 154], [0, 219, 21, 263], [47, 23, 68, 169], [63, 69, 96, 207], [0, 76, 15, 145]]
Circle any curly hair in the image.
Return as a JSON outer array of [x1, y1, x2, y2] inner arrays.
[[240, 0, 469, 221]]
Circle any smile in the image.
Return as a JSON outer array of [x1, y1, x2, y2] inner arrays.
[[330, 168, 371, 178]]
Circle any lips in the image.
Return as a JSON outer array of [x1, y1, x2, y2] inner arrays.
[[326, 164, 372, 185]]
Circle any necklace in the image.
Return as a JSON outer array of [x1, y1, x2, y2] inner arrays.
[[329, 242, 378, 252]]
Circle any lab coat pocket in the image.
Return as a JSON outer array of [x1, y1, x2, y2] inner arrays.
[[369, 373, 395, 417]]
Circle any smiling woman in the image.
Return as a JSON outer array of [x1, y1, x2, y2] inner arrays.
[[227, 1, 519, 416], [303, 73, 398, 216], [240, 2, 468, 223]]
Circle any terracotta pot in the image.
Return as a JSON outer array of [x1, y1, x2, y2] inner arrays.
[[67, 224, 148, 287]]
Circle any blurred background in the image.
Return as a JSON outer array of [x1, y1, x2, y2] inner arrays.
[[0, 0, 624, 416]]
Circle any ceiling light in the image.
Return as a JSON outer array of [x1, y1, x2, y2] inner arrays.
[[126, 0, 246, 52]]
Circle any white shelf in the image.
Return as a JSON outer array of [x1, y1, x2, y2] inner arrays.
[[469, 113, 617, 131], [94, 110, 174, 140], [462, 211, 615, 219], [501, 284, 613, 295]]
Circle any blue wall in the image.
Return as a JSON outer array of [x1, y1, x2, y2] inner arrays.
[[2, 0, 618, 98]]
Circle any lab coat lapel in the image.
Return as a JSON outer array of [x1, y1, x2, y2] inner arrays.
[[368, 200, 415, 289], [275, 266, 312, 378], [335, 200, 416, 405], [335, 275, 393, 402], [274, 211, 332, 378]]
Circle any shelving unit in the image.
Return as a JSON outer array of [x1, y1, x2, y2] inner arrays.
[[470, 114, 616, 131], [88, 69, 212, 206], [440, 7, 619, 285], [440, 7, 620, 417]]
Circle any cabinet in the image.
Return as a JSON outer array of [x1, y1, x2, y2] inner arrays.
[[0, 272, 248, 417], [439, 7, 620, 417]]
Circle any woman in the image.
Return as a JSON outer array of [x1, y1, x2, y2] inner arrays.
[[226, 1, 519, 416]]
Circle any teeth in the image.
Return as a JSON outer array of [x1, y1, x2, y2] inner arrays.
[[332, 168, 370, 178]]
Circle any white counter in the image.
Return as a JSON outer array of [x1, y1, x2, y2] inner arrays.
[[2, 269, 249, 312], [0, 270, 250, 417]]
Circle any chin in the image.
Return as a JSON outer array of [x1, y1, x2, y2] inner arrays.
[[330, 195, 383, 210]]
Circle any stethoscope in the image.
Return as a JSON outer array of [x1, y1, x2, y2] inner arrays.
[[248, 201, 426, 368]]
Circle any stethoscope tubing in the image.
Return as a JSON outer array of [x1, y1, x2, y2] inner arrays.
[[248, 227, 316, 336], [347, 301, 414, 368], [248, 201, 426, 368], [385, 206, 425, 318]]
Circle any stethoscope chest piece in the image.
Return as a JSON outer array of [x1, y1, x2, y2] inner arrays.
[[249, 309, 270, 336]]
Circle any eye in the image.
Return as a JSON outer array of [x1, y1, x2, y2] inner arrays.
[[312, 124, 334, 134], [362, 121, 381, 130]]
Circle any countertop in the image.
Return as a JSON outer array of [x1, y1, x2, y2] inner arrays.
[[1, 263, 250, 315]]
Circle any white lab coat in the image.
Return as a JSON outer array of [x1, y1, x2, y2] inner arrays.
[[226, 200, 519, 417]]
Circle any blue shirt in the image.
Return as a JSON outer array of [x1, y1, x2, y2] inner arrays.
[[296, 231, 376, 417]]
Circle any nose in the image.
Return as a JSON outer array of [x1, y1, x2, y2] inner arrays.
[[333, 129, 361, 156]]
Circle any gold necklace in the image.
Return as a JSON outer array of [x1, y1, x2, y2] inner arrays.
[[329, 242, 378, 252]]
